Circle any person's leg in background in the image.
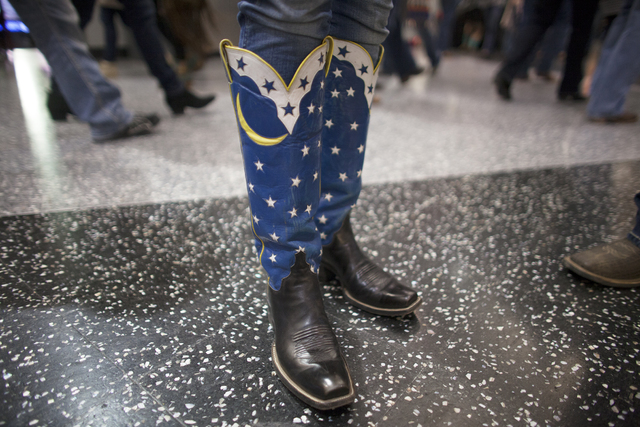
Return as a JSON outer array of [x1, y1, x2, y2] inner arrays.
[[9, 0, 158, 141], [556, 0, 598, 100], [118, 0, 214, 114], [494, 0, 561, 99], [564, 191, 640, 287], [382, 0, 423, 82], [437, 0, 462, 54], [152, 0, 190, 83], [534, 0, 571, 79], [415, 15, 440, 71], [46, 0, 96, 120], [480, 3, 505, 57], [99, 4, 120, 78], [586, 0, 640, 122], [631, 192, 640, 247]]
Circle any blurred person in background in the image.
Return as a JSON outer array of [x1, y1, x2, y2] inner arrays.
[[479, 0, 507, 58], [586, 0, 639, 123], [47, 0, 214, 120], [509, 0, 571, 81], [406, 0, 441, 72], [494, 0, 599, 101], [383, 0, 425, 81], [438, 0, 463, 54], [581, 0, 624, 95], [7, 0, 160, 141]]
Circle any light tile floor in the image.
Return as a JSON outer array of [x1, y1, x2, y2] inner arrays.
[[1, 50, 639, 216]]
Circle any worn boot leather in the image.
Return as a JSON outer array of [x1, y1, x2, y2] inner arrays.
[[564, 239, 640, 287], [320, 215, 422, 316], [268, 252, 355, 410]]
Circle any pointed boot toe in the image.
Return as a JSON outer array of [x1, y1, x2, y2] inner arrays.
[[166, 89, 215, 114], [272, 344, 354, 409], [321, 215, 422, 317], [269, 253, 355, 410], [564, 239, 640, 287], [378, 281, 420, 308]]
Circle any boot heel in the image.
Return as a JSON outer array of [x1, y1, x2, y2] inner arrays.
[[318, 265, 337, 282]]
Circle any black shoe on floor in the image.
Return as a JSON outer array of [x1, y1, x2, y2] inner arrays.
[[268, 252, 355, 410], [166, 89, 215, 114], [319, 214, 422, 317], [47, 87, 73, 121], [588, 112, 638, 124], [93, 114, 160, 143], [558, 92, 587, 102], [494, 73, 512, 100], [563, 239, 640, 288], [400, 67, 425, 83]]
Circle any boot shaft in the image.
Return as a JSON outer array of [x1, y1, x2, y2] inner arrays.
[[317, 39, 383, 245], [221, 38, 333, 290]]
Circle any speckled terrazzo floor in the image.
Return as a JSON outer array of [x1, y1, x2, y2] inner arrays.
[[2, 46, 640, 427]]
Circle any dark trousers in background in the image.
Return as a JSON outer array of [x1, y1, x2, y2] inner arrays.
[[497, 0, 599, 95]]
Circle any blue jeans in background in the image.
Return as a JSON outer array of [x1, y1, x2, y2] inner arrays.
[[413, 15, 440, 68], [481, 5, 504, 54], [437, 0, 462, 53], [382, 0, 421, 77], [8, 0, 133, 140], [237, 0, 393, 83], [629, 192, 640, 248], [586, 0, 640, 118]]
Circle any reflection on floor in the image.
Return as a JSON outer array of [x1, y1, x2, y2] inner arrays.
[[1, 50, 639, 426]]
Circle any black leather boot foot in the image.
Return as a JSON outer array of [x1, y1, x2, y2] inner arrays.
[[166, 89, 215, 114], [564, 239, 640, 287], [268, 252, 355, 410], [494, 72, 512, 100], [47, 86, 72, 121], [320, 215, 422, 316]]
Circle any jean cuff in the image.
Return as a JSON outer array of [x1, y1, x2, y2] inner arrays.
[[89, 110, 133, 140], [627, 232, 640, 249]]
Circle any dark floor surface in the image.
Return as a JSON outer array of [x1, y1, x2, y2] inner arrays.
[[2, 161, 639, 426]]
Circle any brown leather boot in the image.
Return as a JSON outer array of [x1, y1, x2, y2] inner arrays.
[[563, 239, 640, 287]]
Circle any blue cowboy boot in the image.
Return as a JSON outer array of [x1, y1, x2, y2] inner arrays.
[[221, 38, 355, 410], [317, 39, 422, 317]]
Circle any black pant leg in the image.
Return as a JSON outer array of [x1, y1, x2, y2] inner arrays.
[[558, 0, 599, 94]]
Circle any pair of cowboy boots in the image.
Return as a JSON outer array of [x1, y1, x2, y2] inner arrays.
[[221, 37, 422, 410]]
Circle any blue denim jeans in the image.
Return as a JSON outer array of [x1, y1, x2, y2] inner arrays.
[[237, 0, 393, 83], [587, 0, 640, 118], [415, 18, 440, 67], [9, 0, 132, 139], [437, 0, 462, 53], [481, 5, 504, 54], [629, 192, 640, 248], [382, 0, 419, 77]]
